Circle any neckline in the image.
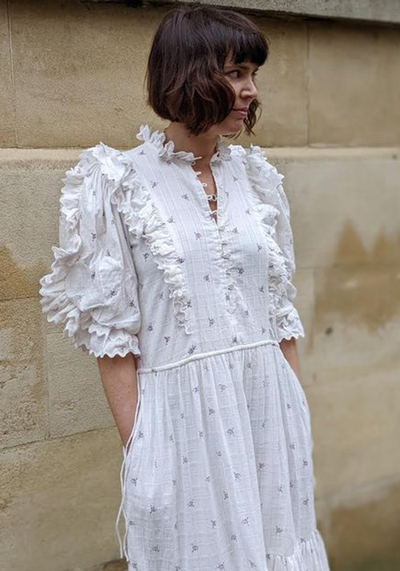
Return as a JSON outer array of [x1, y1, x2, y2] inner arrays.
[[136, 124, 232, 164]]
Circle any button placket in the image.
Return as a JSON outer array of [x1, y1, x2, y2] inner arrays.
[[210, 167, 239, 315], [190, 160, 240, 315]]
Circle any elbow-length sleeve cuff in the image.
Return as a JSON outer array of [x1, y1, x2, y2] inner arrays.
[[38, 143, 141, 358]]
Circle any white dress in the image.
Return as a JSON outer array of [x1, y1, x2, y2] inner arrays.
[[39, 124, 331, 571]]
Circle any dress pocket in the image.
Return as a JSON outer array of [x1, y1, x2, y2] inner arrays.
[[281, 354, 313, 447], [123, 375, 144, 457]]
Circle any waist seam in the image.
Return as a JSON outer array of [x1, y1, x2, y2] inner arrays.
[[136, 339, 280, 374]]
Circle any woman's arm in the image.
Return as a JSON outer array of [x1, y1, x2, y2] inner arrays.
[[279, 337, 302, 383], [97, 353, 139, 449]]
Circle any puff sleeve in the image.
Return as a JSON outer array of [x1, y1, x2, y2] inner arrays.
[[38, 143, 141, 358], [270, 179, 305, 342], [244, 144, 305, 343]]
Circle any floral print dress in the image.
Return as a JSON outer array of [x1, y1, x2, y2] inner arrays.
[[39, 124, 331, 571]]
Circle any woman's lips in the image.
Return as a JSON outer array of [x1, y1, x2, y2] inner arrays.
[[233, 109, 248, 117]]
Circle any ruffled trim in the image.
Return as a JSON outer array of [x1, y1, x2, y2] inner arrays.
[[218, 217, 242, 315], [113, 153, 194, 335], [136, 123, 232, 164], [265, 528, 331, 571], [243, 144, 305, 343], [39, 143, 141, 358]]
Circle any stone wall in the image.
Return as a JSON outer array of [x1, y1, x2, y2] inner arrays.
[[1, 1, 399, 570]]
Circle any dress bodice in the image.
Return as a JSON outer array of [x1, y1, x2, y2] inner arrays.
[[39, 124, 305, 369]]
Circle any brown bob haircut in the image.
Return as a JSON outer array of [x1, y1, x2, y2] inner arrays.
[[145, 4, 269, 138]]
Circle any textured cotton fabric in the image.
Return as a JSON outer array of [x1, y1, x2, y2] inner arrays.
[[39, 124, 331, 571]]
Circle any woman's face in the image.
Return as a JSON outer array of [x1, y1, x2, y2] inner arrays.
[[218, 56, 259, 136]]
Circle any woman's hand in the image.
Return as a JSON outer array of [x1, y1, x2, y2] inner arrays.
[[97, 353, 139, 448], [279, 337, 302, 383]]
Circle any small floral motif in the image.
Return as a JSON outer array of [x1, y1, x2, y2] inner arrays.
[[259, 285, 265, 293], [289, 442, 296, 450], [143, 252, 150, 261], [227, 428, 236, 436], [191, 544, 199, 552], [258, 462, 265, 470], [130, 477, 138, 486], [275, 526, 283, 534], [194, 231, 202, 239], [199, 430, 204, 438], [209, 407, 216, 415], [169, 433, 174, 443], [193, 385, 199, 393], [188, 344, 196, 355], [150, 504, 157, 514], [152, 545, 161, 552], [176, 256, 185, 264], [233, 471, 241, 480], [164, 336, 170, 344], [91, 232, 96, 241], [241, 516, 249, 525], [303, 459, 309, 467], [231, 533, 237, 541], [167, 216, 174, 223], [147, 323, 154, 332], [278, 485, 284, 493], [187, 499, 195, 508], [208, 317, 215, 326], [183, 456, 188, 464], [219, 383, 227, 391], [211, 519, 217, 529], [90, 271, 96, 279], [257, 243, 262, 251], [223, 490, 229, 499], [203, 274, 210, 281], [303, 497, 309, 506], [181, 193, 189, 200]]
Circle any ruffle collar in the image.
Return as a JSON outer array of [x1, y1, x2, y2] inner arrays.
[[136, 124, 232, 164]]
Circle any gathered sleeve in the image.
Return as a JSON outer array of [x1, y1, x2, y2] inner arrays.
[[242, 144, 306, 343], [39, 143, 142, 358], [271, 179, 305, 342]]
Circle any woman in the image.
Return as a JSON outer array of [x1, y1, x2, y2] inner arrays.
[[39, 5, 331, 571]]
